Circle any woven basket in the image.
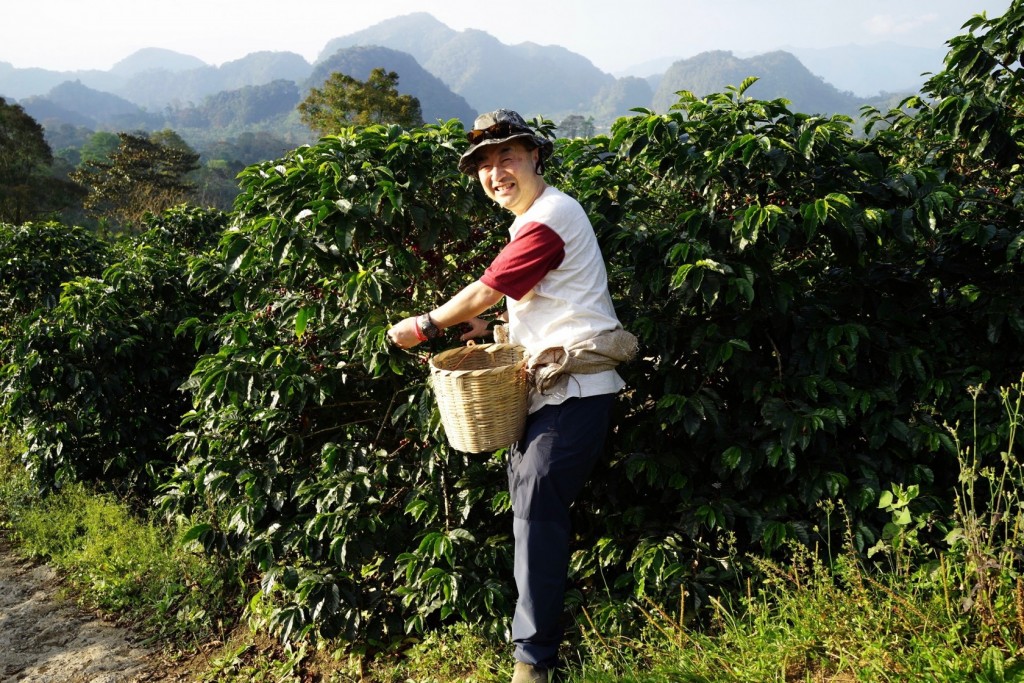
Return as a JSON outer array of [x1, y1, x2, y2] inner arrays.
[[429, 342, 528, 453]]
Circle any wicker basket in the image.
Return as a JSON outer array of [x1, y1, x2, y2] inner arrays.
[[429, 342, 528, 453]]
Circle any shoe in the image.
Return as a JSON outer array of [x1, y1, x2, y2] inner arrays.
[[511, 661, 550, 683]]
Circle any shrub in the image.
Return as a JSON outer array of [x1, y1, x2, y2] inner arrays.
[[160, 121, 516, 652], [547, 75, 1024, 615], [0, 206, 228, 495], [0, 221, 110, 359]]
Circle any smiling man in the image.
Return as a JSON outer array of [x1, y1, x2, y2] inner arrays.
[[388, 109, 634, 683]]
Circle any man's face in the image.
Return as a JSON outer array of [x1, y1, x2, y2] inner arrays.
[[474, 141, 545, 216]]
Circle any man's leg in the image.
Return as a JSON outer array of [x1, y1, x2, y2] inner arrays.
[[507, 394, 615, 670]]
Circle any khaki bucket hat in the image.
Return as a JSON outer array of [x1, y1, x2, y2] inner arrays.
[[458, 109, 553, 175]]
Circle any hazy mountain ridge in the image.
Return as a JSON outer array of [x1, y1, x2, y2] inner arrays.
[[653, 50, 874, 115], [114, 51, 313, 110], [0, 61, 123, 100], [321, 13, 616, 116], [20, 80, 161, 130], [109, 47, 208, 77], [617, 43, 947, 98], [2, 11, 931, 146], [166, 80, 302, 130]]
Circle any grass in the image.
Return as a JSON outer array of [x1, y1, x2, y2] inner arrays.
[[3, 380, 1024, 682], [0, 437, 244, 651]]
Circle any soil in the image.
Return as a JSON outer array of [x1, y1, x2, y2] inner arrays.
[[0, 541, 193, 683]]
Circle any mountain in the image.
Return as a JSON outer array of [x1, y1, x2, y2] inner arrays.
[[217, 51, 311, 88], [309, 45, 476, 125], [167, 79, 302, 129], [0, 61, 123, 100], [109, 48, 207, 77], [652, 50, 885, 118], [619, 43, 944, 99], [16, 96, 95, 128], [591, 76, 655, 122], [321, 12, 614, 118], [20, 80, 158, 130], [115, 51, 313, 110], [4, 12, 932, 150], [616, 56, 683, 79], [319, 12, 454, 66]]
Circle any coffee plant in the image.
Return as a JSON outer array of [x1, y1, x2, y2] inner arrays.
[[159, 121, 517, 649], [0, 206, 227, 494], [551, 77, 1024, 612], [0, 221, 110, 352]]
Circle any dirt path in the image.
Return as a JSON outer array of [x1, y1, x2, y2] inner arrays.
[[0, 542, 160, 683]]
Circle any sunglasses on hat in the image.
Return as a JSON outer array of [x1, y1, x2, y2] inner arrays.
[[466, 121, 530, 144]]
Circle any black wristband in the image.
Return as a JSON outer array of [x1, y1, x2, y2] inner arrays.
[[417, 313, 441, 340]]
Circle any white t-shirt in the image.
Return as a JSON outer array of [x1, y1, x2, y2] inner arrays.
[[480, 186, 625, 412]]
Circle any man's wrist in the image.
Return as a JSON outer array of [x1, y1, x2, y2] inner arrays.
[[417, 313, 441, 340], [412, 318, 428, 342]]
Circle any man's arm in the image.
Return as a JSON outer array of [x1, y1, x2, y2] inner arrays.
[[388, 279, 504, 349]]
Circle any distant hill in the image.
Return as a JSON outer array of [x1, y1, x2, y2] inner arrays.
[[319, 12, 454, 66], [309, 46, 476, 125], [618, 42, 945, 99], [590, 76, 655, 122], [18, 95, 95, 128], [167, 79, 302, 129], [109, 48, 207, 77], [21, 80, 158, 130], [652, 50, 891, 118], [321, 12, 615, 118], [0, 61, 123, 100], [114, 51, 312, 110]]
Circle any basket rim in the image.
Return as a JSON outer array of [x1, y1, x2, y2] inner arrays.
[[429, 342, 525, 378]]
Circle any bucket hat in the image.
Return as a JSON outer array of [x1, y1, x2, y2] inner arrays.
[[458, 109, 553, 175]]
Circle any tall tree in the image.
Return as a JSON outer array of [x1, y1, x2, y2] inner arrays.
[[0, 97, 79, 223], [72, 131, 200, 231], [298, 67, 423, 135]]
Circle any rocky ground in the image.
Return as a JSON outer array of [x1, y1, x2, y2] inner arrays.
[[0, 542, 183, 683]]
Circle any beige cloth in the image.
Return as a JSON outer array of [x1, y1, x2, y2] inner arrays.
[[526, 328, 638, 394]]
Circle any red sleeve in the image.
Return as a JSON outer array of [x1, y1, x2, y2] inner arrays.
[[480, 221, 565, 300]]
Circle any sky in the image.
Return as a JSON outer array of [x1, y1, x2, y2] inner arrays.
[[0, 0, 1012, 76]]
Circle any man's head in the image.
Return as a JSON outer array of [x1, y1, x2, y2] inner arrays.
[[457, 109, 553, 176], [472, 138, 548, 216]]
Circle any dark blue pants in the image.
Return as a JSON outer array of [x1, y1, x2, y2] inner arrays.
[[507, 393, 615, 669]]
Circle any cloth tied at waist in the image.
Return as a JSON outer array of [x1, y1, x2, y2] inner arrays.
[[526, 328, 638, 394]]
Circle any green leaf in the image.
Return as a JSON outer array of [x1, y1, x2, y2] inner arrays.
[[295, 306, 313, 338], [181, 522, 213, 544], [225, 235, 250, 274]]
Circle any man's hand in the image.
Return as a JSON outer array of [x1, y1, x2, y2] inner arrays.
[[387, 316, 423, 349], [458, 317, 491, 341]]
